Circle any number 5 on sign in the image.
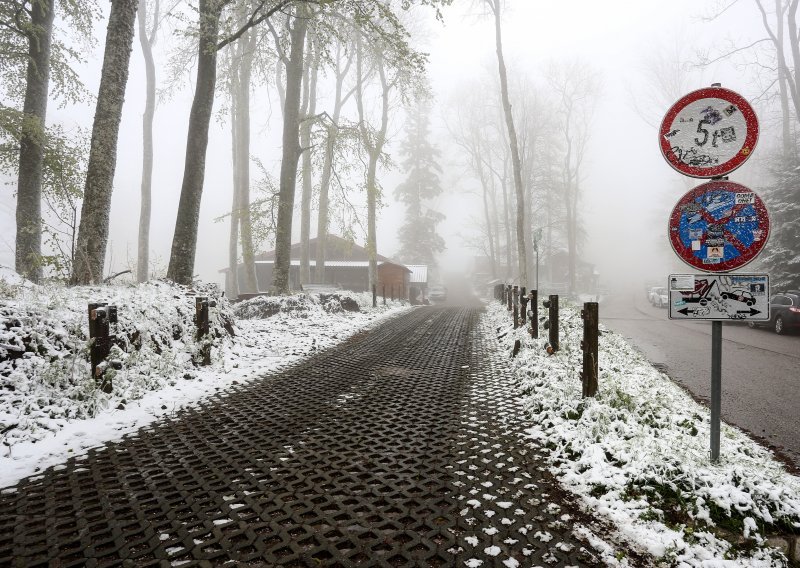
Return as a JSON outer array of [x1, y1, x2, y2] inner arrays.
[[660, 86, 758, 178]]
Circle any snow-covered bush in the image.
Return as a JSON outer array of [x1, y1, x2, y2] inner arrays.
[[0, 280, 234, 446], [234, 291, 364, 320]]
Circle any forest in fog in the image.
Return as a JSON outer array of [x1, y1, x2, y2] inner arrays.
[[2, 0, 799, 296]]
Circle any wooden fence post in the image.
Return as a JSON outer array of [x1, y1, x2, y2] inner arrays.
[[530, 290, 538, 339], [545, 294, 559, 352], [512, 285, 519, 328], [581, 302, 599, 397]]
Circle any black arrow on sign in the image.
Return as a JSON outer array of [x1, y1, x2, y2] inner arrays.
[[677, 307, 695, 316], [736, 308, 761, 316]]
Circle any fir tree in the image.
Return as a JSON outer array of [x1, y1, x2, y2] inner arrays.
[[759, 159, 800, 291], [394, 96, 445, 267]]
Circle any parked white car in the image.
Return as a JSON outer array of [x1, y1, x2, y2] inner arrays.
[[648, 286, 669, 308]]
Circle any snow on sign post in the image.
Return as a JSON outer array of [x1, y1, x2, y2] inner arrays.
[[668, 180, 770, 272], [659, 86, 758, 178]]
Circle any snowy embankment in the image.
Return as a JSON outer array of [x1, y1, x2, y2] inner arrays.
[[0, 268, 409, 488], [487, 301, 800, 567]]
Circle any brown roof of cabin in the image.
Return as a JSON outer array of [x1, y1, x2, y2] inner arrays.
[[254, 234, 392, 263]]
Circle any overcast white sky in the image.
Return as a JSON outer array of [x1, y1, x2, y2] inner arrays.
[[0, 0, 775, 289]]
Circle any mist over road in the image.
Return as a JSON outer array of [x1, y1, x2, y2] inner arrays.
[[601, 288, 800, 468]]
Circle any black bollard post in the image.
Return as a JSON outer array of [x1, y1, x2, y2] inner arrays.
[[581, 302, 599, 397]]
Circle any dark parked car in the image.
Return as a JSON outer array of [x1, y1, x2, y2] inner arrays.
[[748, 291, 800, 335]]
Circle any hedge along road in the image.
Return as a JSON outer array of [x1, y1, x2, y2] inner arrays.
[[0, 306, 620, 567], [601, 287, 800, 469]]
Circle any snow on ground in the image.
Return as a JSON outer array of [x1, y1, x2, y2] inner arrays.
[[487, 301, 800, 566], [0, 270, 409, 488]]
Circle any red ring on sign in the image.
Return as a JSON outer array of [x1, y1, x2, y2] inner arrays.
[[659, 87, 759, 178], [668, 181, 770, 272]]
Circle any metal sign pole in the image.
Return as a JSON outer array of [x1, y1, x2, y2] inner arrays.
[[661, 83, 765, 465], [710, 321, 722, 461]]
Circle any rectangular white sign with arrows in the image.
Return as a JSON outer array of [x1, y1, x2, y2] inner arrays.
[[667, 273, 770, 321]]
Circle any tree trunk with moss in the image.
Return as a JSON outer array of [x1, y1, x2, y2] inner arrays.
[[72, 0, 138, 284], [15, 0, 54, 283], [166, 0, 223, 285]]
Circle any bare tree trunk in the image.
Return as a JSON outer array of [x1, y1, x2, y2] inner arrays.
[[480, 176, 496, 279], [166, 0, 222, 285], [786, 1, 800, 123], [491, 0, 527, 286], [136, 0, 158, 283], [272, 8, 308, 294], [299, 34, 319, 287], [73, 0, 138, 285], [15, 0, 54, 283], [757, 0, 793, 158], [228, 51, 241, 298], [776, 0, 792, 158], [356, 40, 389, 306], [315, 41, 354, 284], [499, 159, 511, 278], [237, 28, 257, 292]]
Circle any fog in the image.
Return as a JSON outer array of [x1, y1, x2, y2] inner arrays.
[[0, 0, 780, 295]]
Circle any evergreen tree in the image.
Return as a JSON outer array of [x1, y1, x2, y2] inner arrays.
[[760, 159, 800, 291], [394, 96, 445, 267]]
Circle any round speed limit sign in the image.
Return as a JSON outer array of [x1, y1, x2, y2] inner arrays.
[[659, 86, 758, 178]]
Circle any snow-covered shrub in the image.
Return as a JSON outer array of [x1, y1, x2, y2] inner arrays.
[[235, 292, 363, 319], [234, 294, 318, 319], [0, 280, 234, 446], [319, 293, 360, 313]]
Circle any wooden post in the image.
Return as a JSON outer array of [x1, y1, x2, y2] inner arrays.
[[512, 285, 519, 328], [520, 286, 528, 326], [372, 284, 377, 308], [196, 297, 211, 366], [507, 285, 512, 311], [530, 290, 538, 339], [548, 294, 559, 352], [581, 302, 599, 397], [89, 302, 117, 392], [383, 284, 386, 306]]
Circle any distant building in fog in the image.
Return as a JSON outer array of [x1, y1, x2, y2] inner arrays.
[[220, 234, 415, 300]]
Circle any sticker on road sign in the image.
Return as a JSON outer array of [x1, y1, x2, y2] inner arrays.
[[668, 180, 770, 272], [668, 274, 769, 321], [660, 87, 758, 178]]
